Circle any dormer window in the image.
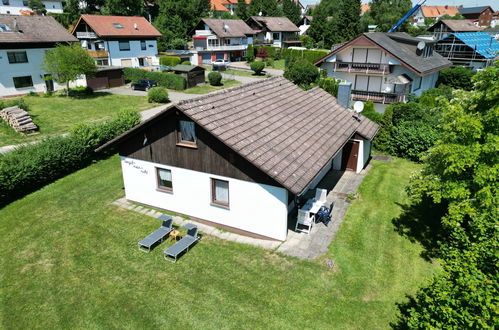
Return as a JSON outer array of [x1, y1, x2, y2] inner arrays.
[[112, 23, 123, 29], [177, 120, 197, 147]]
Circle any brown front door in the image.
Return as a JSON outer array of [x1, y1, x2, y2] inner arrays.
[[341, 141, 359, 172]]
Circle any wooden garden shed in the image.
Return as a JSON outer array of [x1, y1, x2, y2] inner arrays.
[[86, 66, 125, 90], [171, 65, 206, 88]]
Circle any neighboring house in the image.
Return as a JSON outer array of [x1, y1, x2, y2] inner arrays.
[[210, 0, 250, 14], [361, 4, 370, 16], [486, 27, 499, 40], [316, 32, 452, 112], [0, 15, 83, 97], [412, 5, 460, 26], [297, 15, 312, 35], [458, 6, 495, 27], [428, 19, 482, 40], [491, 11, 499, 27], [246, 16, 300, 47], [71, 15, 162, 68], [96, 77, 379, 241], [0, 0, 63, 15], [434, 32, 499, 70], [190, 18, 255, 64]]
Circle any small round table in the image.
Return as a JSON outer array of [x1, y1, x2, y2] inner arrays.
[[169, 230, 181, 242]]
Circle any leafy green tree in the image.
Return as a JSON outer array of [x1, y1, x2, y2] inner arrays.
[[43, 44, 97, 95], [361, 0, 412, 32], [250, 61, 265, 75], [437, 66, 476, 91], [284, 59, 320, 89], [439, 13, 465, 20], [235, 0, 249, 20], [282, 0, 301, 24], [28, 0, 46, 14], [331, 0, 361, 43], [102, 0, 144, 16], [396, 64, 499, 329]]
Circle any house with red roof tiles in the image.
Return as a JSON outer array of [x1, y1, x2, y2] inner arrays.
[[413, 5, 461, 26], [71, 15, 162, 68]]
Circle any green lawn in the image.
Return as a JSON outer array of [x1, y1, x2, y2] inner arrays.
[[183, 79, 241, 94], [270, 59, 286, 70], [0, 156, 436, 328], [202, 65, 270, 78], [0, 93, 155, 147]]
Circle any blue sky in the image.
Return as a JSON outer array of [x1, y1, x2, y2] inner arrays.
[[300, 0, 499, 9]]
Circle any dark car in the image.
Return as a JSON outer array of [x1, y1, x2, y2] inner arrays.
[[131, 80, 157, 91]]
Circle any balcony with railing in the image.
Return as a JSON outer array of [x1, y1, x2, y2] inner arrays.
[[333, 61, 390, 74], [76, 31, 97, 39], [196, 44, 247, 51], [351, 90, 406, 104]]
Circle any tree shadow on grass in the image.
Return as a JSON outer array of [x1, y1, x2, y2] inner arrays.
[[392, 198, 447, 261]]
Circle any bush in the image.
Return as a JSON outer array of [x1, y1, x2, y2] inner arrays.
[[0, 98, 29, 111], [147, 87, 169, 103], [159, 56, 181, 67], [361, 101, 382, 123], [284, 59, 320, 88], [0, 109, 140, 207], [69, 86, 93, 97], [419, 85, 454, 108], [391, 121, 439, 161], [300, 35, 315, 49], [246, 44, 255, 62], [250, 61, 265, 75], [265, 58, 274, 67], [317, 77, 339, 97], [437, 66, 476, 90], [208, 71, 222, 86], [124, 68, 186, 90], [180, 60, 191, 65], [28, 91, 39, 97]]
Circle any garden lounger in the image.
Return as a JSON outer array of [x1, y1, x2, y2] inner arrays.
[[164, 223, 200, 263], [138, 215, 173, 252]]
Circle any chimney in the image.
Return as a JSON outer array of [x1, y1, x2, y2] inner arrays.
[[337, 82, 352, 108]]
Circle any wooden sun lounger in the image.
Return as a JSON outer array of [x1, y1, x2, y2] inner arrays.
[[164, 223, 200, 263], [138, 215, 173, 252]]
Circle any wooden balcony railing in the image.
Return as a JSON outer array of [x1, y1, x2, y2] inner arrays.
[[351, 90, 406, 104], [334, 61, 390, 74]]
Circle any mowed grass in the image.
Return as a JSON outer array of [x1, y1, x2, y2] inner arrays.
[[0, 93, 155, 147], [183, 79, 241, 94], [0, 156, 436, 329]]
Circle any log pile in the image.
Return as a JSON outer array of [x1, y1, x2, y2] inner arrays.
[[0, 106, 38, 134]]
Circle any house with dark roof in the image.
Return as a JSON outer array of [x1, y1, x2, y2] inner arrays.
[[458, 6, 495, 27], [315, 32, 452, 112], [190, 18, 255, 64], [428, 19, 483, 40], [246, 16, 300, 48], [71, 15, 162, 68], [0, 15, 83, 97], [435, 32, 499, 69], [95, 77, 379, 241]]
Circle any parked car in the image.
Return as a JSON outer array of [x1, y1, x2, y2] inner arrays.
[[131, 80, 157, 91], [212, 59, 230, 71]]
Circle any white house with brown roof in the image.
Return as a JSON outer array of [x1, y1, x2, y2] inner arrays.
[[316, 32, 452, 112], [0, 0, 63, 15], [0, 15, 84, 97], [71, 15, 162, 68], [412, 5, 461, 26], [96, 77, 378, 241], [246, 16, 300, 48]]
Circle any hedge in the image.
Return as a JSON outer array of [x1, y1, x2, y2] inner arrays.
[[0, 109, 141, 207], [124, 67, 186, 90], [147, 87, 169, 103], [159, 56, 181, 66], [253, 46, 328, 66]]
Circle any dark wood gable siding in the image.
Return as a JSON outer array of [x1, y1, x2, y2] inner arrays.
[[118, 109, 285, 189]]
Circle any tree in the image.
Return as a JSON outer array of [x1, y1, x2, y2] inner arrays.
[[248, 0, 280, 17], [282, 0, 301, 24], [395, 64, 499, 328], [437, 67, 476, 91], [284, 59, 320, 88], [101, 0, 144, 16], [28, 0, 46, 14], [361, 0, 412, 32], [330, 0, 361, 43], [235, 0, 249, 20], [307, 3, 334, 49], [43, 44, 97, 95]]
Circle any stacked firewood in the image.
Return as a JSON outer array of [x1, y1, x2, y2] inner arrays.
[[0, 106, 38, 134]]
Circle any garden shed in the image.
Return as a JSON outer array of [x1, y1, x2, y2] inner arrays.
[[86, 66, 125, 90], [171, 65, 206, 88]]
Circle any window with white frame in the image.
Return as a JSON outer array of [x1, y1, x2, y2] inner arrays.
[[156, 168, 173, 192], [211, 178, 229, 207]]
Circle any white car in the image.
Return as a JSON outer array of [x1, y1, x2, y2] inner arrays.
[[212, 59, 230, 70]]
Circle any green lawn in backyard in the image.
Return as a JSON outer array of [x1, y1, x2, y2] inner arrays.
[[0, 156, 436, 328], [0, 93, 155, 147], [270, 59, 285, 70], [183, 79, 241, 94], [202, 65, 270, 78]]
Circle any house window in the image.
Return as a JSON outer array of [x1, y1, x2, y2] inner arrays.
[[156, 168, 173, 192], [96, 59, 109, 66], [13, 76, 33, 88], [177, 120, 197, 146], [7, 51, 28, 63], [2, 0, 9, 5], [211, 178, 229, 207], [272, 32, 280, 40], [22, 0, 28, 5], [119, 41, 130, 51], [87, 43, 92, 50], [141, 40, 146, 50]]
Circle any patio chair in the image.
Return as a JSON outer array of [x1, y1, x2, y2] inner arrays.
[[315, 188, 327, 204], [164, 223, 200, 263], [137, 215, 173, 253], [295, 209, 314, 234]]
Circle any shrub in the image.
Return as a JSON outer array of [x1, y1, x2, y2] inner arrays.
[[0, 98, 29, 111], [250, 61, 265, 75], [361, 101, 382, 123], [318, 77, 339, 97], [419, 85, 454, 108], [284, 59, 319, 88], [159, 56, 181, 67], [300, 35, 315, 49], [373, 106, 394, 153], [437, 66, 475, 90], [391, 122, 439, 161], [28, 91, 39, 97], [180, 60, 191, 65], [123, 68, 186, 90], [147, 87, 169, 103], [69, 86, 93, 97], [0, 109, 140, 207], [246, 44, 255, 62], [265, 58, 274, 67], [208, 71, 222, 86]]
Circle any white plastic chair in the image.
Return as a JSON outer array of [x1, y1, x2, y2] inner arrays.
[[315, 188, 327, 204], [295, 209, 314, 234]]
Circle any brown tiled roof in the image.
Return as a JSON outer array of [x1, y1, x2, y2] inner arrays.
[[421, 5, 460, 18], [97, 77, 379, 195], [0, 15, 77, 43], [361, 4, 371, 15], [210, 0, 250, 11], [200, 18, 255, 37], [73, 15, 162, 37], [249, 16, 300, 32], [431, 19, 483, 32]]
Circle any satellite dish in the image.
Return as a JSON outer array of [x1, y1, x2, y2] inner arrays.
[[353, 101, 364, 113], [417, 41, 426, 50]]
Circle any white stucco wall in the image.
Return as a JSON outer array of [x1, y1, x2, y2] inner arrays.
[[120, 157, 289, 241], [0, 0, 63, 14], [0, 47, 86, 97]]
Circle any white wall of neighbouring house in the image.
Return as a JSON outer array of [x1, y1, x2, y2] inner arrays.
[[105, 39, 158, 67], [0, 0, 63, 14], [120, 157, 289, 241], [0, 47, 86, 97]]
